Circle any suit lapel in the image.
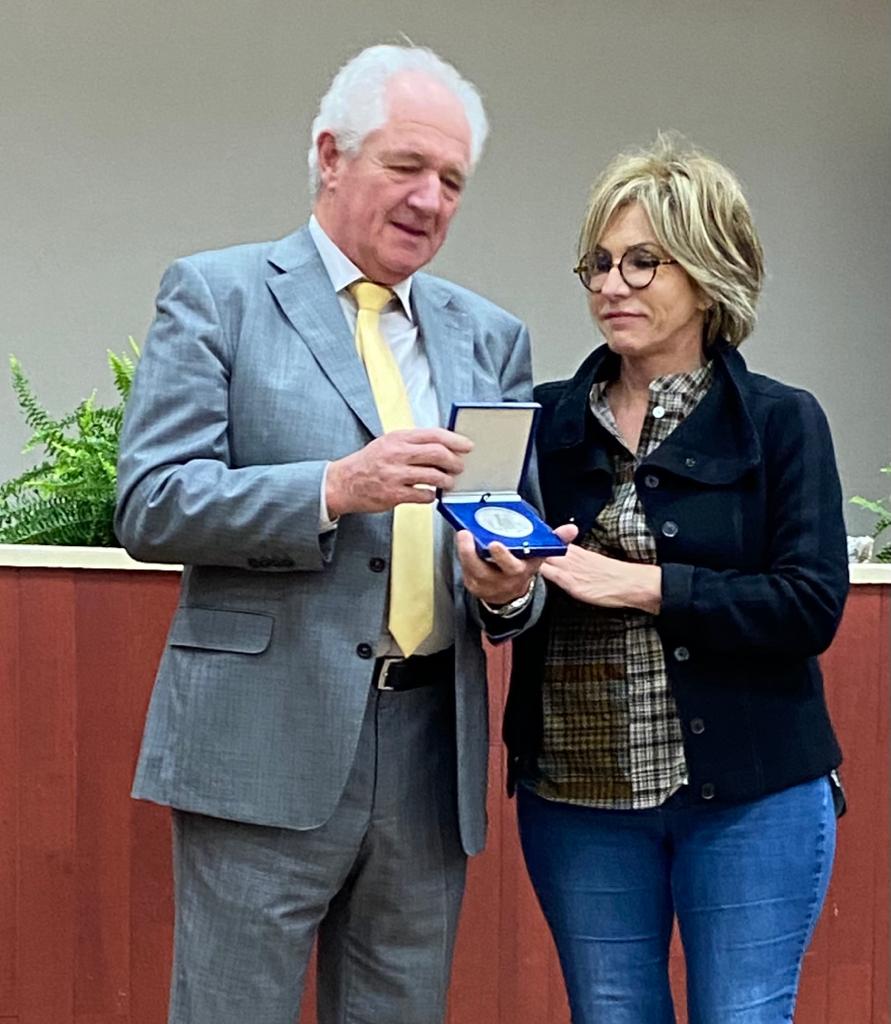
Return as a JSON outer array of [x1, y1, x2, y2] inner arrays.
[[265, 233, 474, 435], [265, 229, 383, 437], [411, 275, 473, 424]]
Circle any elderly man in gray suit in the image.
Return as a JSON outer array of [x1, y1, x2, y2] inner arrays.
[[117, 43, 568, 1024]]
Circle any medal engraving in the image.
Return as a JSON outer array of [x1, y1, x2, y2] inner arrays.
[[474, 506, 535, 538]]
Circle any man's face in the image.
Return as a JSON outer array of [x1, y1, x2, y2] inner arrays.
[[315, 72, 472, 285]]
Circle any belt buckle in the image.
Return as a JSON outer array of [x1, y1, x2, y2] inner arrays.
[[376, 656, 404, 691]]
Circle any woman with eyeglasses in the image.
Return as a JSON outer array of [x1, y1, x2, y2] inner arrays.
[[505, 135, 849, 1023]]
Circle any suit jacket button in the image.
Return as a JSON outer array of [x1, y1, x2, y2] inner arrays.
[[661, 520, 679, 538], [356, 643, 374, 659], [644, 474, 660, 489], [701, 782, 716, 800], [673, 646, 690, 662], [690, 717, 705, 734], [369, 557, 386, 573], [685, 457, 697, 468]]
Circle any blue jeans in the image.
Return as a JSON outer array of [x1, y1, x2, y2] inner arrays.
[[517, 777, 835, 1023]]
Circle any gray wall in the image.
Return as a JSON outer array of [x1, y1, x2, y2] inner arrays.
[[3, 0, 888, 532]]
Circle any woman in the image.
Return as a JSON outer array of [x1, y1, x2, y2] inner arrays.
[[505, 136, 849, 1023]]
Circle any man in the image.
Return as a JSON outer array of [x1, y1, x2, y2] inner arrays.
[[117, 44, 566, 1024]]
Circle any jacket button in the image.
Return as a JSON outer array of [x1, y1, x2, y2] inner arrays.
[[701, 782, 716, 800], [685, 457, 697, 468], [644, 474, 660, 489], [661, 520, 679, 538], [369, 557, 386, 573], [690, 717, 705, 734], [356, 643, 374, 659], [652, 405, 666, 419], [673, 646, 690, 662]]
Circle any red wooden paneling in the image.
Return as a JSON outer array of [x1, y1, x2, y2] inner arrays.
[[0, 575, 20, 1018], [870, 589, 889, 1024], [819, 587, 889, 1024], [75, 573, 139, 1020], [17, 571, 77, 1024], [0, 568, 887, 1024], [121, 577, 179, 1024]]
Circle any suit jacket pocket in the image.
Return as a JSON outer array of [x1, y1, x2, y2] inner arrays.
[[169, 606, 274, 654]]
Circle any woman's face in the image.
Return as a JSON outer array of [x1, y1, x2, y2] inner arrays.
[[589, 203, 707, 369]]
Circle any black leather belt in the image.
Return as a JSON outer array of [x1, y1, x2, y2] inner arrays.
[[373, 646, 455, 692]]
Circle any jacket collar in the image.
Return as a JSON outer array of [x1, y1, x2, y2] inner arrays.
[[266, 228, 383, 437], [410, 273, 473, 423], [541, 341, 763, 484], [264, 227, 473, 433]]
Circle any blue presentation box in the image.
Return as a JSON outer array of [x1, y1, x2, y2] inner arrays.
[[437, 402, 567, 560]]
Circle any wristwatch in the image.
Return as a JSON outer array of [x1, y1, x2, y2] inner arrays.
[[480, 575, 537, 618]]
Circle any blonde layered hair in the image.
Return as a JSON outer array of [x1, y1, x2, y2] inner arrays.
[[578, 134, 764, 346]]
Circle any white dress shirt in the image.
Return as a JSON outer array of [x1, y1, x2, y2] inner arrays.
[[308, 216, 454, 656]]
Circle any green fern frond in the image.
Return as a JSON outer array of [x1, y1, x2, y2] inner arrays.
[[108, 337, 140, 401], [0, 493, 117, 546], [87, 405, 125, 431], [10, 357, 67, 451], [0, 460, 57, 500], [0, 344, 139, 546], [850, 496, 889, 518], [851, 465, 891, 559]]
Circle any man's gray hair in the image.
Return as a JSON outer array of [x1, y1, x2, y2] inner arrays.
[[308, 44, 489, 195]]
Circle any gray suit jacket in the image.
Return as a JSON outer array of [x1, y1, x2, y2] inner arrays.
[[116, 226, 541, 855]]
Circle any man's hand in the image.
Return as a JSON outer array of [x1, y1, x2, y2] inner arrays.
[[326, 428, 473, 518], [540, 534, 662, 614], [457, 524, 578, 607]]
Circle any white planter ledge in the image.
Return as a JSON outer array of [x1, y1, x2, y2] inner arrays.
[[0, 543, 180, 571], [849, 562, 891, 584], [0, 543, 888, 584]]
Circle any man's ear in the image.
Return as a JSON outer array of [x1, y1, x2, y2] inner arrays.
[[316, 132, 341, 191]]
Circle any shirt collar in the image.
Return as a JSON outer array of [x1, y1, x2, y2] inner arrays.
[[308, 215, 414, 322], [589, 360, 714, 408]]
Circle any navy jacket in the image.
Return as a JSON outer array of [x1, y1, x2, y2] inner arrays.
[[506, 341, 849, 805]]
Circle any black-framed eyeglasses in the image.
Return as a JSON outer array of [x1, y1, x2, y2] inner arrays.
[[573, 246, 678, 293]]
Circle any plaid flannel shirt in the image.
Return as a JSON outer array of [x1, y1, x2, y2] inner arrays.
[[534, 361, 714, 808]]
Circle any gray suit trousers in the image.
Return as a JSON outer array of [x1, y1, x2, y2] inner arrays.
[[168, 679, 467, 1024]]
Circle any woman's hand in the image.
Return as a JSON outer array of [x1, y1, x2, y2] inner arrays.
[[457, 523, 578, 607], [541, 533, 662, 614]]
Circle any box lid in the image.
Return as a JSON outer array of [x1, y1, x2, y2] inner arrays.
[[445, 402, 539, 497]]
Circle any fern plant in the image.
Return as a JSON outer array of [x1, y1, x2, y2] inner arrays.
[[0, 340, 139, 546], [850, 465, 891, 563]]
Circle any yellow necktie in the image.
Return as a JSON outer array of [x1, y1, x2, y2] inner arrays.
[[350, 280, 434, 657]]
